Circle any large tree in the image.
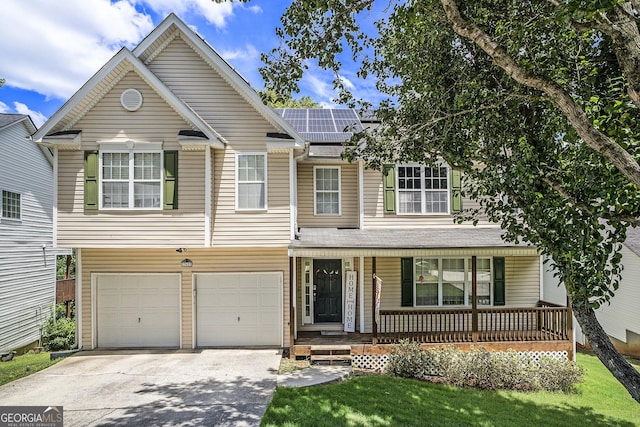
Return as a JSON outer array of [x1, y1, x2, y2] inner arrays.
[[242, 0, 640, 401]]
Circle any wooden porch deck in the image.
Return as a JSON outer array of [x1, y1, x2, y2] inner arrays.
[[292, 302, 573, 359], [293, 331, 573, 358]]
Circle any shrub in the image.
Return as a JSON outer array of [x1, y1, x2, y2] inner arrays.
[[536, 356, 584, 393], [41, 304, 76, 351], [386, 340, 427, 379], [385, 342, 583, 393]]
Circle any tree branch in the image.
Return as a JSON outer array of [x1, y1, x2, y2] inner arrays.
[[540, 175, 640, 226], [590, 3, 640, 107], [439, 0, 640, 190]]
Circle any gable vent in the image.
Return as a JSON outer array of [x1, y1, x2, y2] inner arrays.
[[120, 88, 143, 111]]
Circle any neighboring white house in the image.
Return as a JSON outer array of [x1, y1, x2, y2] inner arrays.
[[0, 114, 56, 352], [542, 228, 640, 357]]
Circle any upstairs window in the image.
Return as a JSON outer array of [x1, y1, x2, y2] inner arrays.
[[101, 151, 162, 209], [1, 190, 21, 220], [398, 165, 449, 214], [314, 166, 341, 215], [236, 153, 267, 210]]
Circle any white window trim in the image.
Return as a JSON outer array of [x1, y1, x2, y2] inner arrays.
[[235, 152, 268, 211], [313, 166, 342, 216], [397, 164, 450, 215], [0, 189, 22, 222], [413, 257, 493, 307], [98, 149, 164, 210]]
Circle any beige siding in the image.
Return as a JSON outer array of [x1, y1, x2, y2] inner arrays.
[[362, 168, 492, 229], [74, 72, 192, 148], [211, 151, 291, 246], [80, 248, 290, 349], [148, 37, 291, 246], [297, 163, 359, 228], [57, 149, 206, 247], [147, 37, 279, 139]]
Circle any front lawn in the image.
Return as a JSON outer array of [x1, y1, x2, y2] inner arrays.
[[0, 352, 61, 386], [262, 352, 639, 427]]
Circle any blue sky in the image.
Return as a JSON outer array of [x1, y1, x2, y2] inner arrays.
[[0, 0, 382, 127]]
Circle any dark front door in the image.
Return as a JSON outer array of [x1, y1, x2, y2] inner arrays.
[[314, 259, 342, 323]]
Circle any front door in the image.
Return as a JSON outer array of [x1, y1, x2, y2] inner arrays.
[[313, 259, 342, 323]]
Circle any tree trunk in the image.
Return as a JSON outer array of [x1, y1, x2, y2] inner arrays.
[[571, 295, 640, 403]]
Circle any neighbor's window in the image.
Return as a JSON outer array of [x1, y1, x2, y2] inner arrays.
[[237, 153, 266, 210], [398, 165, 449, 214], [1, 190, 21, 219], [101, 152, 162, 209], [314, 166, 340, 215], [415, 257, 492, 306]]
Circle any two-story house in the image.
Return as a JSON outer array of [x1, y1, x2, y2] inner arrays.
[[33, 14, 572, 364], [1, 114, 56, 353]]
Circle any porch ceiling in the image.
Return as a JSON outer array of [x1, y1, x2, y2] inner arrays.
[[289, 227, 537, 257]]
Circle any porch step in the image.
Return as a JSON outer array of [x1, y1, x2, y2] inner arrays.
[[309, 345, 352, 366]]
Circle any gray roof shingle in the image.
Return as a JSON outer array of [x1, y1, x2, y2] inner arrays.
[[291, 227, 526, 249], [0, 114, 28, 130]]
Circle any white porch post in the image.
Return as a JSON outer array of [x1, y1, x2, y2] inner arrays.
[[359, 256, 365, 333]]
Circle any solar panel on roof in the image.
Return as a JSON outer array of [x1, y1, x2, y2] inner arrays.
[[308, 109, 332, 119], [278, 108, 363, 141]]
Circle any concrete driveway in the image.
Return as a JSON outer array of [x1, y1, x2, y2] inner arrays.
[[0, 349, 282, 426]]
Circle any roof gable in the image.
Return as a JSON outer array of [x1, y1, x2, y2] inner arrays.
[[32, 48, 225, 148], [133, 13, 303, 148]]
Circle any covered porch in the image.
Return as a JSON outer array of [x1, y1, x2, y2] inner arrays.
[[289, 228, 574, 362]]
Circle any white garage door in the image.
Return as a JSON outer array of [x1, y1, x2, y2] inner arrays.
[[195, 272, 282, 347], [96, 274, 180, 348]]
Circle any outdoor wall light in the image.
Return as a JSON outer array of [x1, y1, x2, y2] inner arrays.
[[181, 259, 193, 268]]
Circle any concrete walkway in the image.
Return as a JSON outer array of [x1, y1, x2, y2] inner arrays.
[[276, 365, 352, 387]]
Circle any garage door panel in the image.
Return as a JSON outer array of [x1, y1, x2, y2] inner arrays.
[[97, 274, 180, 348], [196, 272, 282, 347]]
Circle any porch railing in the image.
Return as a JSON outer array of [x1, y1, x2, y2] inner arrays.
[[376, 303, 570, 344]]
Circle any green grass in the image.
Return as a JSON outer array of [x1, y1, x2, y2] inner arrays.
[[262, 352, 639, 427], [0, 352, 62, 386]]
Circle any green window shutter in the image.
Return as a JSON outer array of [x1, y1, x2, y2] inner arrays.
[[450, 168, 462, 213], [383, 164, 396, 213], [163, 150, 178, 210], [401, 257, 414, 307], [84, 151, 99, 210], [494, 257, 506, 306]]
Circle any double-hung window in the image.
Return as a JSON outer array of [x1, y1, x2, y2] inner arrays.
[[1, 190, 21, 220], [397, 165, 449, 214], [236, 153, 267, 210], [101, 151, 162, 209], [314, 166, 341, 215], [414, 257, 492, 306]]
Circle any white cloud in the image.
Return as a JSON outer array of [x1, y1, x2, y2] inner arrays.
[[0, 0, 154, 100], [133, 0, 236, 28], [0, 102, 9, 113], [339, 75, 356, 91], [12, 102, 48, 128], [219, 44, 263, 87], [304, 72, 334, 101]]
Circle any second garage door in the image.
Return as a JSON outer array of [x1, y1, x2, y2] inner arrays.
[[195, 272, 282, 347]]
